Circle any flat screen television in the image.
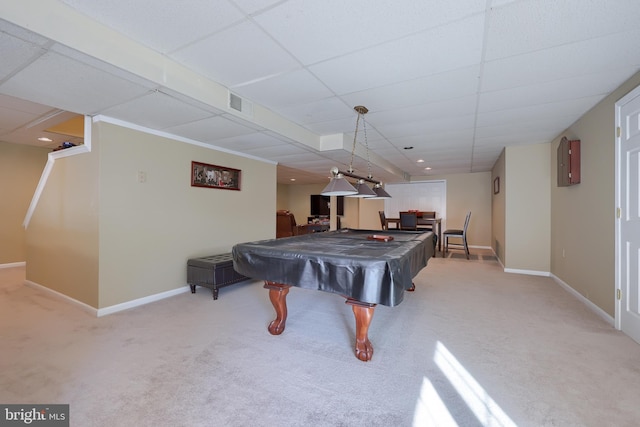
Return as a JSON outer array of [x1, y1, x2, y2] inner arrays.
[[310, 195, 344, 216]]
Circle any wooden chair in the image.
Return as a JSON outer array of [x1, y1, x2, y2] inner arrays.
[[419, 211, 436, 231], [399, 211, 418, 230], [276, 210, 307, 238], [442, 211, 471, 259], [378, 211, 387, 230]]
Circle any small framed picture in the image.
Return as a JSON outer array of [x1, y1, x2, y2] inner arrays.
[[493, 176, 500, 194], [191, 161, 241, 191]]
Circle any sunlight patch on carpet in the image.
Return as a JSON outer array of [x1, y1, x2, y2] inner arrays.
[[433, 341, 516, 427]]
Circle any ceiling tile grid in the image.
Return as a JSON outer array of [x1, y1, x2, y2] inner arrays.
[[1, 1, 640, 183]]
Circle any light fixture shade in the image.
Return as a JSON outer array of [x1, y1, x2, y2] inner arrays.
[[368, 184, 392, 199], [348, 180, 377, 198], [321, 174, 358, 196]]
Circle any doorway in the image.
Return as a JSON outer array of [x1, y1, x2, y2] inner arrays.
[[615, 84, 640, 344]]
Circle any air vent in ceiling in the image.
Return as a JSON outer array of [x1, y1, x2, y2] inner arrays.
[[228, 92, 253, 118]]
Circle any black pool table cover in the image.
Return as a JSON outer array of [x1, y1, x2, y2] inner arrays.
[[232, 228, 434, 307]]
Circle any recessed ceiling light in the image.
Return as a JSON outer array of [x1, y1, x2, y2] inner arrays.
[[38, 137, 53, 142], [416, 159, 424, 163], [425, 167, 432, 170], [290, 178, 296, 181]]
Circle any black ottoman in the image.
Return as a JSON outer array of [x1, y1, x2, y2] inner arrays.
[[187, 254, 250, 300]]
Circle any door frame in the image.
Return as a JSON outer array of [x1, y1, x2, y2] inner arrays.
[[614, 83, 640, 331]]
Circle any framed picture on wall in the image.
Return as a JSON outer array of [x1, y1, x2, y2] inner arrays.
[[493, 177, 500, 194], [191, 161, 241, 191]]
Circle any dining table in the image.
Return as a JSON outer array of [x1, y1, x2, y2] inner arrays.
[[385, 215, 442, 253]]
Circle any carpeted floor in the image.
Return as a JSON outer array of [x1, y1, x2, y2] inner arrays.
[[1, 250, 640, 427]]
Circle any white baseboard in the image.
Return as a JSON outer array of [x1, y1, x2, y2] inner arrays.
[[0, 262, 26, 269], [550, 273, 614, 326], [24, 280, 98, 316], [96, 286, 190, 317], [469, 245, 492, 250], [23, 280, 191, 317], [504, 268, 551, 277], [501, 264, 614, 326]]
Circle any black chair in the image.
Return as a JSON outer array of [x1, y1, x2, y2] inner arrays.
[[399, 211, 418, 231], [442, 211, 471, 259], [378, 211, 387, 230]]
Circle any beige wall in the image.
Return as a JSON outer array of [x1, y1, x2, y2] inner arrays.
[[550, 71, 640, 317], [23, 121, 276, 309], [97, 123, 275, 308], [276, 183, 366, 229], [492, 150, 506, 263], [277, 173, 493, 246], [276, 182, 385, 230], [26, 141, 100, 307], [504, 143, 551, 272], [412, 172, 493, 247], [0, 142, 49, 264]]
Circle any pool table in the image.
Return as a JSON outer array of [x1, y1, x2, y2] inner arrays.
[[232, 228, 435, 361]]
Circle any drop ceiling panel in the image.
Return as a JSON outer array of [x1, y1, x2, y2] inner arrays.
[[485, 0, 640, 61], [275, 97, 354, 126], [0, 52, 152, 114], [368, 96, 478, 126], [170, 20, 300, 88], [482, 30, 640, 92], [2, 2, 640, 183], [391, 130, 475, 151], [275, 151, 330, 164], [302, 114, 360, 136], [377, 114, 476, 140], [0, 95, 53, 129], [244, 143, 311, 159], [478, 68, 635, 113], [0, 29, 46, 80], [308, 15, 485, 95], [101, 91, 213, 130], [476, 96, 601, 129], [340, 66, 481, 112], [212, 132, 289, 151], [59, 0, 244, 53], [254, 0, 486, 65], [232, 69, 334, 109], [164, 115, 258, 143], [232, 0, 284, 15]]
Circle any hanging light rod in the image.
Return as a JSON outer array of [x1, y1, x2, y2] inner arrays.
[[321, 105, 391, 198], [337, 169, 381, 185]]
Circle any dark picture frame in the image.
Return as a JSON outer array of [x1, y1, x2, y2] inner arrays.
[[493, 176, 500, 194], [191, 161, 241, 191]]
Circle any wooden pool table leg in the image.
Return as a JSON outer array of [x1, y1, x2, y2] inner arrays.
[[263, 281, 291, 335], [345, 298, 377, 362]]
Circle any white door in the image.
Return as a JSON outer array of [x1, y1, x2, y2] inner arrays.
[[616, 85, 640, 344]]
